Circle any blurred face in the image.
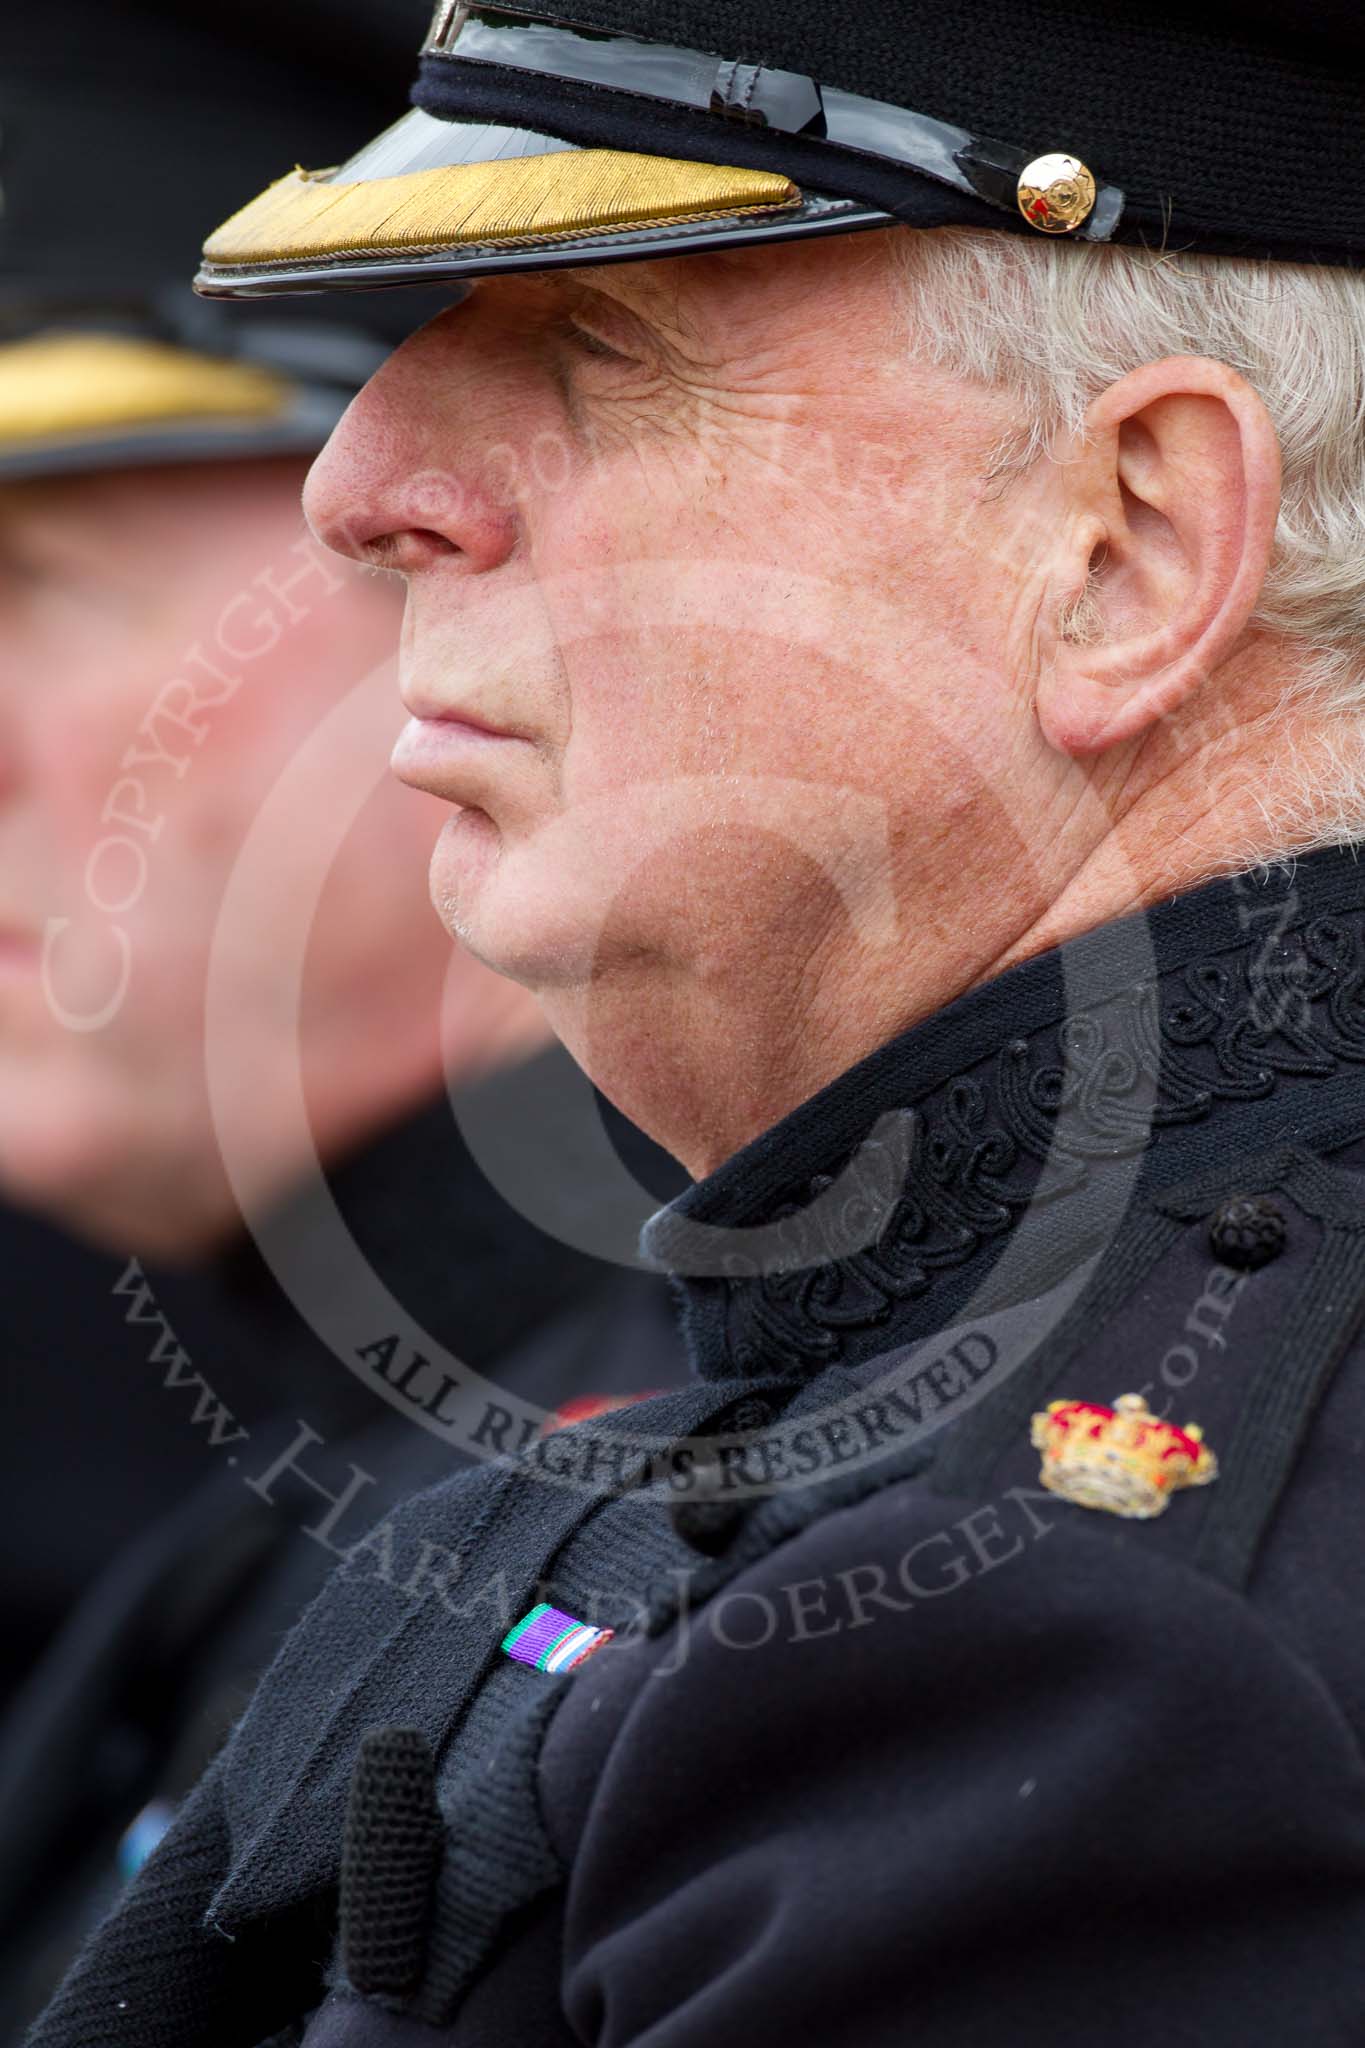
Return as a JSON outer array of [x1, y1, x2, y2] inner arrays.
[[306, 233, 1058, 1162], [0, 456, 451, 1251]]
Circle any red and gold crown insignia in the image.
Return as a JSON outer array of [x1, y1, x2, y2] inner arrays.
[[1030, 1393, 1218, 1520]]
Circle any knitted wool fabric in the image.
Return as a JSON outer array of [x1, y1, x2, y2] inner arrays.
[[24, 1379, 770, 2048], [339, 1730, 442, 2000]]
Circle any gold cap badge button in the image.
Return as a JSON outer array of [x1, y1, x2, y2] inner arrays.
[[1016, 153, 1097, 235]]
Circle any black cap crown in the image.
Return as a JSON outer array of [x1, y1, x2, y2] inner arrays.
[[197, 0, 1365, 299]]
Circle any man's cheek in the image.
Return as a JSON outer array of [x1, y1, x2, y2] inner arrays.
[[560, 661, 700, 798], [553, 456, 708, 570]]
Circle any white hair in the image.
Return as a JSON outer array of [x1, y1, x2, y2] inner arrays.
[[887, 230, 1365, 847]]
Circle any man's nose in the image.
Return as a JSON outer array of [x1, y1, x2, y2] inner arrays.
[[303, 320, 518, 579]]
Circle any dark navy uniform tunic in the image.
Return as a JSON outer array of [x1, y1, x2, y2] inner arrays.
[[29, 848, 1365, 2047]]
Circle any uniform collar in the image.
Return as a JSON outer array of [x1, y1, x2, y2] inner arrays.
[[647, 845, 1365, 1382]]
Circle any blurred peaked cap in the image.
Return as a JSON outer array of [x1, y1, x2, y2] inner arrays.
[[2, 0, 434, 303], [0, 0, 454, 478], [195, 0, 1365, 299]]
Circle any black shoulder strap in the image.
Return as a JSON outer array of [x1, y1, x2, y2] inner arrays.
[[1165, 1148, 1365, 1590]]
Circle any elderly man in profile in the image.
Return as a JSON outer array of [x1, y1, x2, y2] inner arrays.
[[29, 4, 1365, 2045]]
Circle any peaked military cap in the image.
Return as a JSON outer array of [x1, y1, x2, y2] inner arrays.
[[197, 0, 1365, 298], [0, 0, 434, 478]]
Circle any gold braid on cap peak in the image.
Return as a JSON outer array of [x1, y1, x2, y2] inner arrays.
[[0, 332, 292, 444], [201, 151, 801, 267]]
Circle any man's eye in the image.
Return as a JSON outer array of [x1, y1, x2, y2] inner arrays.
[[563, 322, 635, 366]]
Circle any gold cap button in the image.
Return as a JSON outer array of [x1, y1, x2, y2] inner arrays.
[[1017, 153, 1097, 235]]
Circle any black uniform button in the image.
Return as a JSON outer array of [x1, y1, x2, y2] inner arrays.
[[1209, 1194, 1287, 1270], [727, 1396, 776, 1433], [670, 1438, 755, 1557], [671, 1493, 749, 1557], [669, 1398, 775, 1556]]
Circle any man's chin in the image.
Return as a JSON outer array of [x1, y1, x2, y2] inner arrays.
[[429, 809, 500, 939], [429, 811, 606, 994]]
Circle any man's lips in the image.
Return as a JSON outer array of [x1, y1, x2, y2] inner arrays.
[[398, 688, 519, 736], [390, 710, 531, 797]]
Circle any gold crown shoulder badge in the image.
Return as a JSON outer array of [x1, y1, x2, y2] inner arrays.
[[1030, 1394, 1218, 1520]]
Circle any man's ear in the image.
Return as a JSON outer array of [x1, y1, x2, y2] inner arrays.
[[1033, 355, 1282, 757]]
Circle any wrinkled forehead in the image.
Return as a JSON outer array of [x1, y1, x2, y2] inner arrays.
[[466, 255, 701, 319], [453, 229, 900, 342]]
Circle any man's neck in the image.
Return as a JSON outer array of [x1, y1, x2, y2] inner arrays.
[[547, 693, 1343, 1180], [989, 702, 1350, 984]]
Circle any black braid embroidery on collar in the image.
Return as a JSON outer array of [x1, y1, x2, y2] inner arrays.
[[714, 913, 1365, 1373]]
